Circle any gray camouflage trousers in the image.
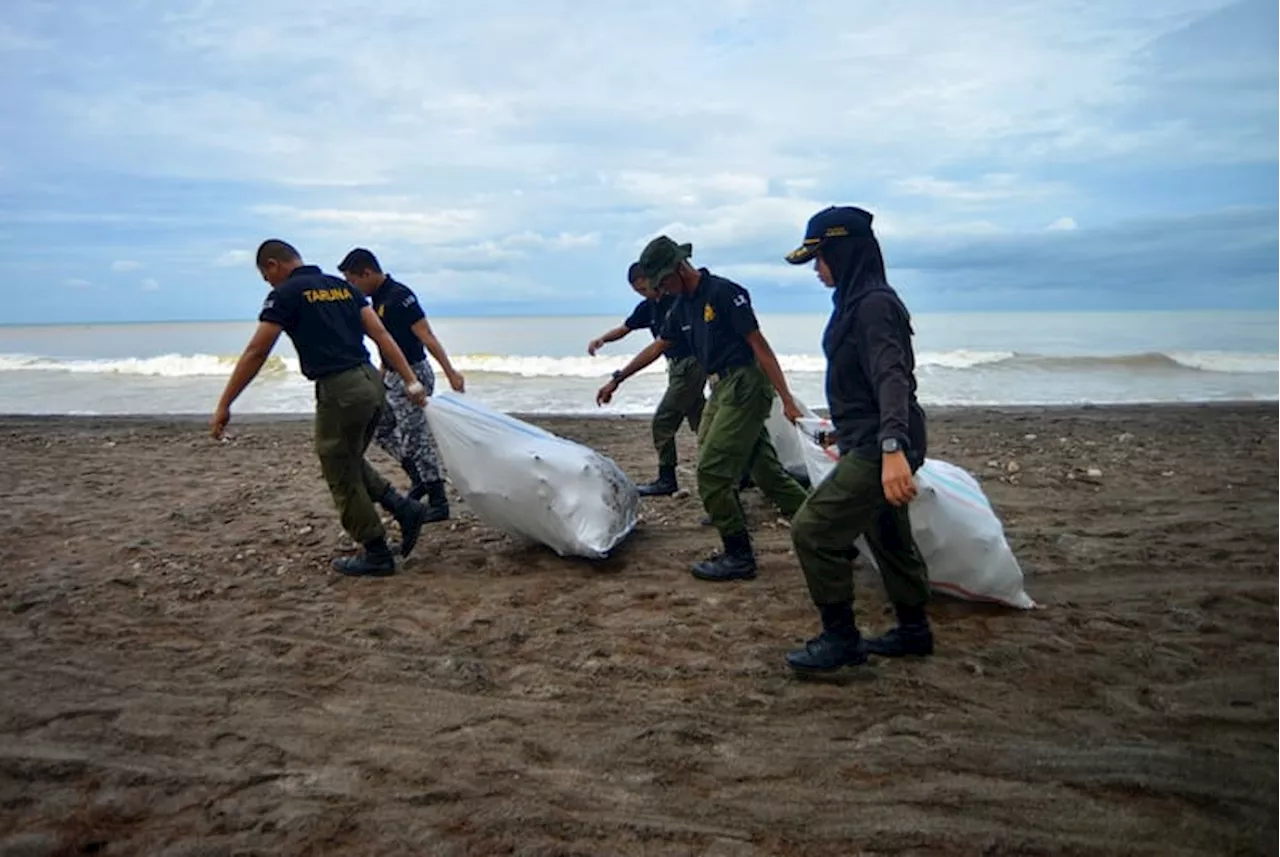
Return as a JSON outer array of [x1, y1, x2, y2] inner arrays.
[[375, 359, 444, 487]]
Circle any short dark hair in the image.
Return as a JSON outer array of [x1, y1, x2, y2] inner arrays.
[[255, 239, 301, 268], [339, 247, 382, 275], [626, 262, 642, 284]]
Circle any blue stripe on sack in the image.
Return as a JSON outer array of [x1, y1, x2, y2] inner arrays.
[[922, 461, 993, 510], [432, 393, 560, 443]]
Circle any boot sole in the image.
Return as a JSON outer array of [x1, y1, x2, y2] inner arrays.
[[332, 560, 396, 577], [690, 566, 757, 582]]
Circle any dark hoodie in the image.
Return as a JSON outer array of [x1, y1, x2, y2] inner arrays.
[[820, 237, 927, 467]]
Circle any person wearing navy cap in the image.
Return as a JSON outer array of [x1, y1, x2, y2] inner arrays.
[[780, 206, 933, 675]]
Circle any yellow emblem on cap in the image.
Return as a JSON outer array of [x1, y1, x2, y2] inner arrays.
[[704, 302, 716, 322]]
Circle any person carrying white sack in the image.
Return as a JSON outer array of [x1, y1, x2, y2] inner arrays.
[[781, 206, 934, 676]]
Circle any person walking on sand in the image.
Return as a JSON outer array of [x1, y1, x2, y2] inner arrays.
[[338, 248, 464, 523], [211, 240, 431, 577], [588, 262, 707, 496], [596, 237, 810, 582], [779, 207, 934, 675]]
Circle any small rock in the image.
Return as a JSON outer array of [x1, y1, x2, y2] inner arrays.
[[1086, 467, 1103, 478], [986, 460, 1000, 469], [1006, 461, 1021, 474], [1023, 433, 1038, 441], [963, 660, 985, 677], [1117, 432, 1134, 443], [776, 517, 790, 528], [1162, 471, 1175, 477], [298, 525, 313, 536], [673, 489, 691, 500]]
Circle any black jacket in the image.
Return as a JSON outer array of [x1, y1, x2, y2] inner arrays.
[[822, 280, 927, 467]]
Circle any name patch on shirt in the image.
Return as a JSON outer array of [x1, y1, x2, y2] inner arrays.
[[304, 287, 353, 303]]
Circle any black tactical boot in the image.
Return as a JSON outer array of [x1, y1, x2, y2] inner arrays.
[[738, 472, 754, 491], [864, 604, 934, 657], [637, 466, 678, 497], [421, 480, 450, 523], [785, 601, 867, 674], [332, 537, 396, 577], [378, 486, 429, 557], [691, 531, 757, 582]]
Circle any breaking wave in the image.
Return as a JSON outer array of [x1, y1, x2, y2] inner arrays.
[[0, 349, 1273, 379]]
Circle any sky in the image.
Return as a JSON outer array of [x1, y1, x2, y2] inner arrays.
[[0, 0, 1276, 324]]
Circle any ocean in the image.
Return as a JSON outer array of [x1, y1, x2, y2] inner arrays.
[[0, 311, 1275, 416]]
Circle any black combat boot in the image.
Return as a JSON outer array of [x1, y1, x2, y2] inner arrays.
[[691, 531, 757, 582], [864, 604, 934, 657], [785, 601, 867, 674], [637, 466, 678, 497], [332, 536, 396, 577], [738, 472, 754, 491], [421, 480, 450, 523], [377, 485, 429, 557]]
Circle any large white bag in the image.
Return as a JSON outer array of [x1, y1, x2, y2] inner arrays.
[[422, 392, 640, 559], [764, 395, 819, 484], [792, 418, 1036, 609]]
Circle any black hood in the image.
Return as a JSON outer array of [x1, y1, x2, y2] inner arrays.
[[824, 235, 889, 304]]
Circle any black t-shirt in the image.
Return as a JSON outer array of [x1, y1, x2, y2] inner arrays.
[[258, 265, 370, 381], [624, 294, 692, 359], [370, 276, 427, 364], [659, 269, 758, 374]]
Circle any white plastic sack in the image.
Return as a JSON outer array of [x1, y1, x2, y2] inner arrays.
[[793, 421, 1036, 609], [765, 395, 820, 484], [422, 392, 640, 559]]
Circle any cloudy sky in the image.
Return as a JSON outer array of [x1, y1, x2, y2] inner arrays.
[[1, 0, 1276, 324]]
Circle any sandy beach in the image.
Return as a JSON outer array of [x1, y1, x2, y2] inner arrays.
[[0, 403, 1275, 857]]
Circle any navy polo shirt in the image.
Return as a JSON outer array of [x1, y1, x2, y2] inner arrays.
[[659, 269, 758, 375], [259, 265, 370, 381], [370, 276, 427, 364], [624, 293, 692, 360]]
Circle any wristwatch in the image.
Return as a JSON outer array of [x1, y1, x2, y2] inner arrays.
[[881, 437, 902, 454], [611, 370, 624, 383]]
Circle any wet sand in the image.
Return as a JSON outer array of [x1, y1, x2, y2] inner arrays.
[[0, 403, 1276, 856]]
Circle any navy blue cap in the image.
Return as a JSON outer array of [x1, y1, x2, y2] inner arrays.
[[785, 206, 875, 264]]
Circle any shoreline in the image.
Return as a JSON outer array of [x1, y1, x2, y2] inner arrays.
[[0, 399, 1274, 426]]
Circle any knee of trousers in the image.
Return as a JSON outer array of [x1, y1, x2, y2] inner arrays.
[[789, 503, 828, 552]]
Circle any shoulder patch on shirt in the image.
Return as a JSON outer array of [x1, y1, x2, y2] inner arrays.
[[401, 294, 417, 308], [262, 296, 275, 310], [377, 304, 385, 318], [732, 293, 748, 308], [704, 302, 716, 322]]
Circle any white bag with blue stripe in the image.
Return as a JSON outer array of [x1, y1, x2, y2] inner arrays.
[[423, 392, 640, 560], [790, 418, 1036, 609]]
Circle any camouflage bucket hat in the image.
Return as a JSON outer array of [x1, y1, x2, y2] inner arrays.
[[637, 235, 693, 286]]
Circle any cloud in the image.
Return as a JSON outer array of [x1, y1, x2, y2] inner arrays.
[[111, 259, 141, 271], [64, 278, 93, 289], [214, 249, 252, 268], [0, 0, 1274, 323], [140, 278, 160, 291]]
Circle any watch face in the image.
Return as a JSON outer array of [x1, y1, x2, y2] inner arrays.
[[882, 438, 900, 452]]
